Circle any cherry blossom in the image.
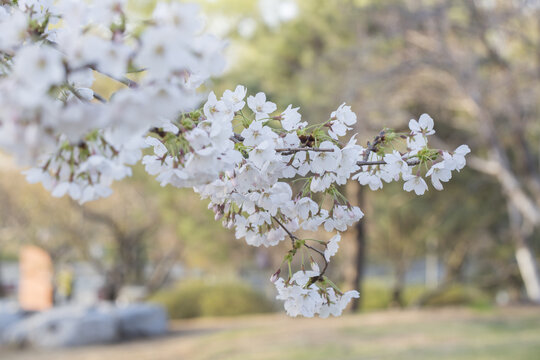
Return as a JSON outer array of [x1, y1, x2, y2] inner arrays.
[[247, 92, 277, 120], [409, 113, 435, 136], [403, 174, 429, 195], [426, 162, 452, 190], [0, 0, 470, 318]]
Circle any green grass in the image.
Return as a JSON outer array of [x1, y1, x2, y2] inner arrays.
[[3, 307, 540, 360]]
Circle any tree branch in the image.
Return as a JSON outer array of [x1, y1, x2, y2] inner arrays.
[[468, 155, 540, 225], [88, 65, 139, 89], [356, 158, 420, 167], [272, 216, 297, 246], [272, 216, 329, 279], [93, 92, 107, 103], [275, 147, 334, 155]]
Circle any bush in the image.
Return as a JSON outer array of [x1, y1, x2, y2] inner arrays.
[[149, 278, 275, 319], [421, 284, 491, 308], [360, 279, 427, 311], [359, 280, 491, 310]]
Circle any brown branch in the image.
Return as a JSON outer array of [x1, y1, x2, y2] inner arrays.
[[304, 242, 329, 279], [362, 130, 387, 161], [468, 155, 540, 225], [272, 216, 297, 246], [356, 158, 420, 167], [93, 93, 107, 103], [230, 133, 244, 143], [272, 216, 329, 279], [275, 147, 334, 155], [66, 85, 86, 102], [88, 64, 139, 88]]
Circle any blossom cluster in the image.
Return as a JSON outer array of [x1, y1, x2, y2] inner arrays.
[[0, 0, 224, 201], [141, 86, 469, 316], [275, 269, 359, 318], [354, 114, 471, 195], [24, 131, 140, 203], [0, 1, 470, 317]]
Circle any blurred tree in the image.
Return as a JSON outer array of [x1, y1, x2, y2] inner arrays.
[[0, 158, 244, 300], [205, 0, 537, 305], [339, 0, 540, 303]]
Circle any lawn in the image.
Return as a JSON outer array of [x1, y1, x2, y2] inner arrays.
[[2, 307, 540, 360]]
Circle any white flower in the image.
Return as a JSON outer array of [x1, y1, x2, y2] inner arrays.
[[319, 289, 360, 318], [80, 184, 113, 204], [409, 113, 435, 135], [295, 197, 319, 220], [241, 120, 277, 147], [249, 140, 275, 168], [325, 205, 363, 232], [403, 174, 428, 195], [203, 91, 228, 119], [257, 182, 293, 216], [310, 173, 335, 192], [453, 144, 470, 171], [222, 85, 247, 112], [161, 121, 179, 134], [247, 92, 277, 120], [331, 103, 357, 126], [136, 27, 195, 80], [329, 103, 357, 139], [324, 234, 341, 261], [98, 42, 131, 78], [353, 171, 383, 191], [310, 260, 320, 273], [280, 105, 305, 131], [407, 134, 427, 153], [90, 0, 127, 25], [145, 137, 167, 157], [58, 33, 106, 69], [152, 2, 203, 34], [310, 141, 339, 174], [383, 150, 408, 179], [426, 162, 452, 190], [142, 155, 163, 175], [0, 10, 28, 51], [13, 45, 65, 91], [51, 182, 81, 200], [301, 211, 327, 231]]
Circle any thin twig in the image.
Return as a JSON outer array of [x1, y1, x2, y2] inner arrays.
[[272, 216, 329, 278], [66, 85, 86, 102], [356, 158, 420, 167], [230, 133, 244, 143], [272, 216, 297, 245], [275, 147, 334, 155], [88, 65, 139, 88], [93, 93, 107, 103], [304, 243, 329, 278], [362, 130, 387, 161]]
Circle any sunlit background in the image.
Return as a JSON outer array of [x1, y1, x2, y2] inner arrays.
[[1, 0, 540, 359]]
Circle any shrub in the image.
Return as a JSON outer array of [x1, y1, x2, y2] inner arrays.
[[421, 284, 491, 308], [360, 280, 427, 311], [149, 278, 275, 319]]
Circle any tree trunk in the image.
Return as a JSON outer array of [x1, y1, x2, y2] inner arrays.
[[391, 262, 406, 308], [425, 237, 439, 290], [0, 257, 4, 298], [515, 245, 540, 303], [509, 202, 540, 303], [413, 239, 469, 307], [350, 186, 366, 312]]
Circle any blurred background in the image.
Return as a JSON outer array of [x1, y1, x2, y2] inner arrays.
[[1, 0, 540, 359]]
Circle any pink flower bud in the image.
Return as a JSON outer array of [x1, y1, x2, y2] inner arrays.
[[270, 269, 281, 283]]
